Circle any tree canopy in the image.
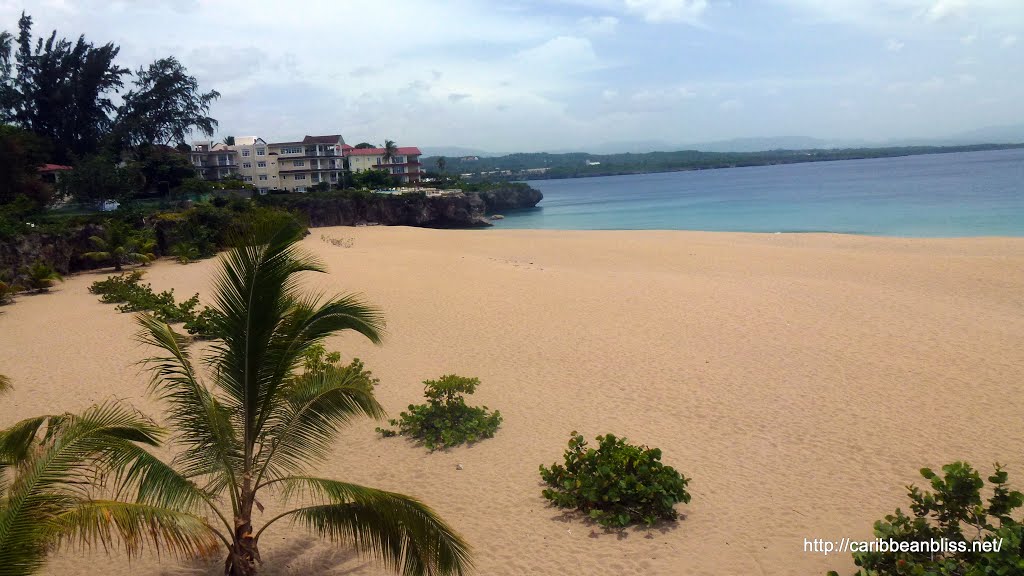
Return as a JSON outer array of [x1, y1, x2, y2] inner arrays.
[[0, 13, 219, 164]]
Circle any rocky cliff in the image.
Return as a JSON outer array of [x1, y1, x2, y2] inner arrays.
[[258, 185, 543, 228], [476, 183, 544, 214]]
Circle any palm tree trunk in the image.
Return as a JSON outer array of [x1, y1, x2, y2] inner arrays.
[[113, 260, 122, 272], [225, 480, 259, 575]]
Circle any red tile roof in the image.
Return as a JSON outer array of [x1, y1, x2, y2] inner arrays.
[[37, 164, 73, 172], [345, 146, 421, 156]]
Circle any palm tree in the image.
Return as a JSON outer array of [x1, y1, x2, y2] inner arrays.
[[137, 224, 471, 576], [222, 136, 236, 146], [20, 262, 62, 293], [435, 156, 447, 173], [0, 381, 219, 576], [84, 222, 155, 271], [383, 139, 398, 165]]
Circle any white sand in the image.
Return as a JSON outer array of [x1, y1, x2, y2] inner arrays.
[[2, 227, 1023, 575]]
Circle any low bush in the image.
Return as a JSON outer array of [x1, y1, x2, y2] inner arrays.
[[22, 261, 63, 293], [828, 462, 1023, 576], [377, 374, 502, 451], [89, 271, 216, 338], [539, 432, 691, 528]]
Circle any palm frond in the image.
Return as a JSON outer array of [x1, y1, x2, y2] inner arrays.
[[249, 293, 385, 448], [136, 314, 240, 485], [42, 500, 222, 560], [256, 365, 385, 484], [0, 403, 217, 575], [266, 477, 472, 576], [0, 374, 11, 397]]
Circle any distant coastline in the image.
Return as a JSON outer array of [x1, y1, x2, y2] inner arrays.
[[428, 142, 1024, 182]]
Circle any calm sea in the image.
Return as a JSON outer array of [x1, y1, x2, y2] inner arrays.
[[498, 147, 1024, 237]]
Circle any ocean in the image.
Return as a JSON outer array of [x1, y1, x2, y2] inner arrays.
[[497, 147, 1024, 237]]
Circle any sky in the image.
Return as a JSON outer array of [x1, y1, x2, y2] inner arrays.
[[2, 0, 1023, 152]]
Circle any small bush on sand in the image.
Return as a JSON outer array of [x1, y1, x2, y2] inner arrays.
[[828, 462, 1023, 576], [22, 260, 63, 292], [89, 271, 216, 338], [540, 432, 691, 528], [377, 375, 502, 451]]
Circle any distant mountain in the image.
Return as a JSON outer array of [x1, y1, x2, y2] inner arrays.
[[422, 123, 1024, 158], [682, 135, 872, 152], [944, 123, 1024, 145], [419, 145, 496, 158]]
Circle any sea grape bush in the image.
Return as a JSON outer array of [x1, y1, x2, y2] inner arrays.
[[377, 374, 502, 451], [539, 432, 691, 528], [828, 462, 1023, 576], [89, 271, 217, 338]]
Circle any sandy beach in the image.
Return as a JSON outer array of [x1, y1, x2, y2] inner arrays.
[[2, 227, 1023, 576]]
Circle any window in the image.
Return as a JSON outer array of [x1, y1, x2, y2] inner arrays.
[[241, 149, 251, 157], [294, 174, 306, 180], [257, 161, 266, 168], [393, 167, 405, 174], [293, 160, 305, 167], [242, 162, 252, 168], [258, 187, 268, 194], [281, 146, 302, 154], [259, 174, 268, 181], [393, 156, 404, 164], [256, 148, 265, 156], [295, 186, 306, 193]]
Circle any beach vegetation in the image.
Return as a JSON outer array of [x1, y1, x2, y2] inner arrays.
[[170, 242, 201, 264], [89, 271, 216, 338], [377, 375, 502, 451], [0, 379, 221, 576], [0, 272, 20, 304], [135, 224, 471, 576], [827, 462, 1023, 576], [83, 221, 155, 271], [539, 432, 691, 528], [20, 261, 61, 293]]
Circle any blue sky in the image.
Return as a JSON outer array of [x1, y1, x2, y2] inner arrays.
[[2, 0, 1022, 152]]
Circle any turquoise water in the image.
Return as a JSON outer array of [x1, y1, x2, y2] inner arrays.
[[498, 148, 1024, 237]]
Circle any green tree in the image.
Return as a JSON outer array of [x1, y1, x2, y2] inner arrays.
[[132, 144, 196, 192], [136, 224, 471, 576], [20, 260, 61, 293], [353, 142, 375, 149], [222, 136, 235, 146], [83, 221, 154, 271], [0, 125, 50, 208], [383, 139, 398, 164], [111, 56, 219, 150], [0, 380, 220, 576], [58, 155, 140, 204], [354, 168, 395, 189], [5, 12, 129, 163], [435, 156, 446, 173]]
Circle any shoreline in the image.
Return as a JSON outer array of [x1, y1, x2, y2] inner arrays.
[[3, 227, 1023, 575]]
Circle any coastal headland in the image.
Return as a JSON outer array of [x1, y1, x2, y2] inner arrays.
[[2, 227, 1022, 575]]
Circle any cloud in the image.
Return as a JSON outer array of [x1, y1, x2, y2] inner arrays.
[[350, 66, 377, 78], [960, 33, 976, 45], [623, 0, 708, 24], [1002, 34, 1018, 47], [448, 93, 471, 103], [886, 39, 905, 51], [579, 15, 619, 34], [718, 98, 743, 111], [924, 0, 968, 22]]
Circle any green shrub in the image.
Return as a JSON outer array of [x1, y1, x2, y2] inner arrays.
[[22, 260, 63, 293], [539, 432, 691, 528], [377, 374, 502, 451], [89, 271, 217, 338], [828, 462, 1023, 576], [170, 242, 201, 264]]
